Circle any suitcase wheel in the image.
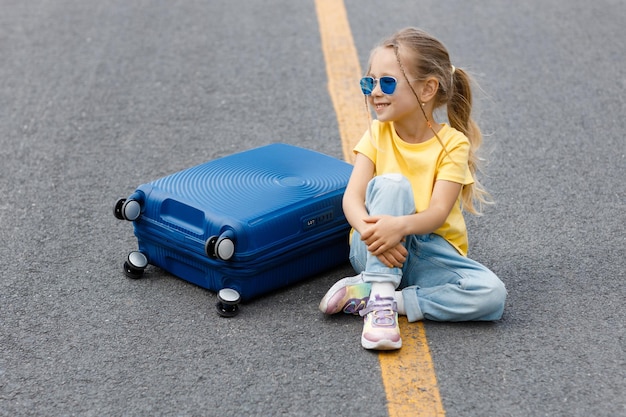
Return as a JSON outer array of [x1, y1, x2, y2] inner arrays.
[[123, 251, 149, 279], [114, 198, 141, 221], [215, 288, 241, 317], [205, 234, 235, 261]]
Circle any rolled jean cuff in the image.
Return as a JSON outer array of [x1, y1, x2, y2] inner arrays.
[[362, 272, 402, 288], [402, 287, 424, 322]]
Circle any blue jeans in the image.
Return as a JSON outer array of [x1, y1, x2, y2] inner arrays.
[[349, 174, 507, 322]]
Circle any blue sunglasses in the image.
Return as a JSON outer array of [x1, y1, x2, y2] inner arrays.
[[360, 76, 399, 95]]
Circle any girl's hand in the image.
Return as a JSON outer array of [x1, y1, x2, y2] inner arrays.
[[376, 243, 408, 268], [360, 215, 406, 256]]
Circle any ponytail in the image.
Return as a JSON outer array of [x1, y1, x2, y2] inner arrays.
[[448, 68, 492, 215]]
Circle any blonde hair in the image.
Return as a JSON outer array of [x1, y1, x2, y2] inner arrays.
[[373, 28, 492, 215]]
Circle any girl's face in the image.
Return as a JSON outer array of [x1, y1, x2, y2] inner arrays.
[[366, 47, 422, 124]]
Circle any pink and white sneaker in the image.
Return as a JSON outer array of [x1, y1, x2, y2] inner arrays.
[[319, 275, 371, 315], [360, 294, 402, 350]]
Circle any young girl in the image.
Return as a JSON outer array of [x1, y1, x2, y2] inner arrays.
[[319, 28, 507, 350]]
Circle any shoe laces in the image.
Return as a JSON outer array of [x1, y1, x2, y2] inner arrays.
[[359, 294, 397, 327]]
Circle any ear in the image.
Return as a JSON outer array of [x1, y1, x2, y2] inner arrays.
[[420, 77, 439, 103]]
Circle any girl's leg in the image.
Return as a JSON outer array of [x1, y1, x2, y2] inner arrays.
[[320, 174, 416, 350], [400, 234, 507, 322], [348, 173, 416, 281]]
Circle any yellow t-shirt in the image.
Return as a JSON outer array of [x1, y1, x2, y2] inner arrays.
[[354, 120, 474, 256]]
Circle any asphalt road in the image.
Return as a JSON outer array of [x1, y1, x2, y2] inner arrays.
[[1, 0, 624, 416]]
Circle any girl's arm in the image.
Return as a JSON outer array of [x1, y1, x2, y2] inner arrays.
[[343, 153, 408, 268], [342, 153, 375, 235], [362, 179, 462, 257]]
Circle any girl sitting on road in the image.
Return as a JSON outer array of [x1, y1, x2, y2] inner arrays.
[[319, 27, 507, 350]]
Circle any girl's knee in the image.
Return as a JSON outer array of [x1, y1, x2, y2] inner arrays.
[[366, 174, 416, 216], [492, 275, 507, 300], [368, 174, 412, 197], [480, 273, 507, 319], [461, 271, 506, 320]]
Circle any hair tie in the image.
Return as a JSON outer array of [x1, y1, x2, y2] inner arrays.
[[451, 65, 456, 75]]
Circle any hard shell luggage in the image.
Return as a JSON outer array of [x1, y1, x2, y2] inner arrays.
[[114, 144, 352, 315]]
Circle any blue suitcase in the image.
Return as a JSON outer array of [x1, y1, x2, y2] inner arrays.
[[114, 144, 352, 315]]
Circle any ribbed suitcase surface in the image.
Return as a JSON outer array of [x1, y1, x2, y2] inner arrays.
[[115, 144, 352, 302]]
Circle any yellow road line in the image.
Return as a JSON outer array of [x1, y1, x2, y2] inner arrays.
[[314, 0, 367, 163], [379, 319, 446, 417], [314, 1, 446, 416]]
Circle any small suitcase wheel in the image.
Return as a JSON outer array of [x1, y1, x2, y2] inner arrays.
[[113, 198, 127, 220], [114, 198, 141, 221], [124, 251, 148, 279], [205, 235, 235, 260], [215, 237, 235, 261], [205, 236, 218, 258], [215, 288, 241, 317], [122, 200, 141, 221]]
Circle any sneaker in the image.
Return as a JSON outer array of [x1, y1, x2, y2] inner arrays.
[[319, 274, 371, 315], [360, 295, 402, 350]]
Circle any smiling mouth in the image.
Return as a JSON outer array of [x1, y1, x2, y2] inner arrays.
[[374, 103, 389, 111]]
